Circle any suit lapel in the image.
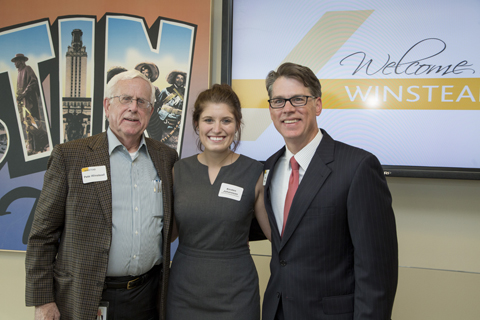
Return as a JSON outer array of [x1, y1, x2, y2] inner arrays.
[[145, 139, 166, 183], [279, 130, 335, 250], [86, 133, 113, 229]]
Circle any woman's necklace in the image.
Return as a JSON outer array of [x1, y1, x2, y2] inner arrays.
[[218, 151, 233, 167]]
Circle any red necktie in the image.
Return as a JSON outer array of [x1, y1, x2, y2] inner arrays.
[[282, 157, 299, 237]]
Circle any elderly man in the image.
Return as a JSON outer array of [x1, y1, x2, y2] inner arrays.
[[25, 70, 178, 320], [261, 62, 398, 320]]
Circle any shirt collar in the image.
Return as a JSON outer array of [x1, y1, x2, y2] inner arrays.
[[285, 129, 323, 170], [107, 128, 147, 155]]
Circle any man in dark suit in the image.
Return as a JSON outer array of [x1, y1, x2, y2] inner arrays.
[[262, 62, 398, 320], [25, 70, 178, 320]]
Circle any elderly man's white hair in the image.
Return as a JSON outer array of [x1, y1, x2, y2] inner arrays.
[[106, 69, 155, 105]]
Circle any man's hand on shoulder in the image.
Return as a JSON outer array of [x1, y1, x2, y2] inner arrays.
[[35, 302, 60, 320]]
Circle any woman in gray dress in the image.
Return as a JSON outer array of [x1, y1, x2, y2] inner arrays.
[[166, 84, 271, 320]]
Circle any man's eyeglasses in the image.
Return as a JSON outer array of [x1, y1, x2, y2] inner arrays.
[[268, 95, 316, 109], [111, 95, 152, 109]]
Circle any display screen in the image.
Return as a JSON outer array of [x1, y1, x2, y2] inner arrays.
[[227, 0, 480, 179]]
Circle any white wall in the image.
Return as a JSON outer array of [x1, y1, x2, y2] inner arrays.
[[0, 251, 32, 319]]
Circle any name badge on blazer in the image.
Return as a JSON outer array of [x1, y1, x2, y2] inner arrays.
[[263, 170, 269, 186], [82, 166, 108, 184]]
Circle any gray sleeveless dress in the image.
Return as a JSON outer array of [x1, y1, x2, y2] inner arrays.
[[166, 155, 263, 320]]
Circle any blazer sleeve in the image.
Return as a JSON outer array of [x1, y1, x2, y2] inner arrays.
[[347, 153, 398, 319], [25, 144, 69, 306]]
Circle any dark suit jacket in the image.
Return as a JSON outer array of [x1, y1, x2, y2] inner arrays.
[[25, 132, 178, 320], [262, 130, 398, 320]]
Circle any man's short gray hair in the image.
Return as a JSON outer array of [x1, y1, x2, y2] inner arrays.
[[106, 69, 155, 104]]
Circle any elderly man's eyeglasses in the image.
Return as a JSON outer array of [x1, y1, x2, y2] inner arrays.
[[268, 95, 316, 109], [111, 95, 152, 109]]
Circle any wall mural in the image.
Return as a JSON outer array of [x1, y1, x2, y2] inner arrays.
[[0, 8, 207, 251]]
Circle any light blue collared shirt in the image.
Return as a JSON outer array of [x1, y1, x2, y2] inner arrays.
[[106, 129, 163, 276]]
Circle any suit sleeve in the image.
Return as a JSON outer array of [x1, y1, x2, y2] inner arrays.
[[25, 145, 68, 306], [347, 153, 398, 319]]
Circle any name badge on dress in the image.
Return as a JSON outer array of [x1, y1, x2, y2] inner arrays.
[[81, 166, 108, 184], [218, 183, 243, 201]]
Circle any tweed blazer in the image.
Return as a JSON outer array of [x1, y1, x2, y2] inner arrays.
[[25, 132, 178, 320], [262, 130, 398, 320]]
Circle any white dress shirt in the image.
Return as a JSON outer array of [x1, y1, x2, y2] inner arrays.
[[270, 129, 323, 234]]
